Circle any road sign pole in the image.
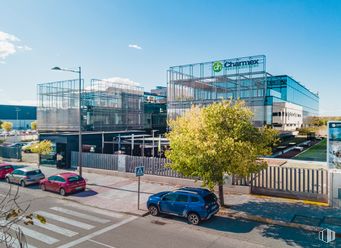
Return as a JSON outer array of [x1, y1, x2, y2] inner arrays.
[[137, 175, 140, 210]]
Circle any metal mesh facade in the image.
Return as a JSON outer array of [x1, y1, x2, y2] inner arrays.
[[37, 79, 144, 132], [167, 55, 270, 127], [37, 79, 83, 132]]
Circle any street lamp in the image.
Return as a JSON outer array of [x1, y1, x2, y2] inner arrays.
[[52, 66, 83, 176]]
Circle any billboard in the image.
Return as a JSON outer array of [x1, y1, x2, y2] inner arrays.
[[328, 121, 341, 169]]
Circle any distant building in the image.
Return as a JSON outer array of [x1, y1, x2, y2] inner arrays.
[[151, 86, 167, 97], [0, 104, 36, 129], [167, 55, 319, 131]]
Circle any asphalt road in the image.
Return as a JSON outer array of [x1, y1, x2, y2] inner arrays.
[[0, 179, 339, 248]]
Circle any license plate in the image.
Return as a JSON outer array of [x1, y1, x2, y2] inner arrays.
[[76, 187, 82, 190]]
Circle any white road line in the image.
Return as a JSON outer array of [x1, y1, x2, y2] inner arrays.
[[89, 239, 116, 248], [9, 238, 37, 248], [35, 211, 94, 230], [67, 203, 124, 219], [57, 216, 137, 248], [32, 218, 78, 237], [50, 207, 110, 224], [11, 224, 59, 245]]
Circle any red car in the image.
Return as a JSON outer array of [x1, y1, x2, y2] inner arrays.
[[0, 163, 14, 179], [40, 172, 86, 196]]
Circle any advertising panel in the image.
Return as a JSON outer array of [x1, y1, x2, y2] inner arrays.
[[328, 121, 341, 169]]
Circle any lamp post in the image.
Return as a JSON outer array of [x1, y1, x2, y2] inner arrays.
[[52, 66, 83, 176]]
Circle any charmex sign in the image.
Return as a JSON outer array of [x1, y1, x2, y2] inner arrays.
[[213, 58, 260, 72]]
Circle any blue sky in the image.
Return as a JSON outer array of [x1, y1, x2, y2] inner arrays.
[[0, 0, 340, 115]]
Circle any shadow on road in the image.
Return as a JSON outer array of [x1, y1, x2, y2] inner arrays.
[[261, 224, 340, 248], [71, 189, 98, 197], [158, 214, 259, 233], [87, 183, 154, 195]]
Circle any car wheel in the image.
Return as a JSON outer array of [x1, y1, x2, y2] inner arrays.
[[41, 184, 46, 191], [148, 205, 159, 216], [6, 177, 11, 184], [187, 213, 200, 225], [20, 180, 26, 187], [59, 188, 66, 196]]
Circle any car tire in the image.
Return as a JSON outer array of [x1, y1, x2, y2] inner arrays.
[[41, 184, 46, 191], [6, 177, 11, 184], [20, 180, 26, 187], [187, 212, 200, 225], [148, 205, 159, 216], [59, 188, 66, 196]]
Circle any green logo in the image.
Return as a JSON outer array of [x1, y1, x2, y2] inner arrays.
[[213, 61, 223, 72]]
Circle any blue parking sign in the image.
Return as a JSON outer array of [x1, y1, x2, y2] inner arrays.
[[135, 166, 144, 177]]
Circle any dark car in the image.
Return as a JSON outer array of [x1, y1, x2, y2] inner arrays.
[[147, 187, 219, 225]]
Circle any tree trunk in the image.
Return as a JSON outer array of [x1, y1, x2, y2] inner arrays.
[[218, 182, 224, 206]]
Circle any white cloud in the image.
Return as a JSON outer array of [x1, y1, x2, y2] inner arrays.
[[0, 31, 31, 63], [128, 44, 142, 50], [0, 31, 19, 42], [102, 77, 141, 86]]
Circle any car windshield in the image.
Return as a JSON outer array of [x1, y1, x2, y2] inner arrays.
[[68, 175, 82, 182], [26, 170, 42, 176], [204, 193, 217, 203]]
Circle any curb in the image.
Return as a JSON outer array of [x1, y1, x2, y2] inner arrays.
[[218, 208, 324, 233]]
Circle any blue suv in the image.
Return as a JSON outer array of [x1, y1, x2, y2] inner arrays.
[[147, 187, 219, 225]]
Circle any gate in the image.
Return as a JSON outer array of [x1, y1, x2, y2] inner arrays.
[[0, 146, 22, 160], [250, 166, 328, 203]]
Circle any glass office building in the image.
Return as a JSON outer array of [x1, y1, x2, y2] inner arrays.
[[167, 55, 319, 129], [37, 79, 144, 132]]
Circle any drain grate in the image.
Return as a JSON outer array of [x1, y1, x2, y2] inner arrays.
[[151, 220, 167, 225], [291, 215, 323, 227]]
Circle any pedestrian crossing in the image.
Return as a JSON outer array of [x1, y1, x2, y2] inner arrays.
[[1, 204, 128, 248]]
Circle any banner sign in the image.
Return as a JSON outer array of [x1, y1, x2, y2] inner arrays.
[[327, 121, 341, 169]]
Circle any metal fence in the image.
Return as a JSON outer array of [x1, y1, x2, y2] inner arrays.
[[232, 166, 329, 203], [71, 152, 118, 170], [126, 156, 186, 178], [0, 146, 22, 160]]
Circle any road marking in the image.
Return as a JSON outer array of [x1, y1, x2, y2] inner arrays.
[[50, 207, 110, 224], [35, 211, 94, 230], [10, 224, 59, 245], [89, 239, 116, 248], [32, 218, 78, 237], [57, 216, 137, 248], [67, 203, 124, 219], [8, 238, 37, 248]]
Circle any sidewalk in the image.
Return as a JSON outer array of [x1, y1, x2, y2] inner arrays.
[[5, 162, 341, 235], [221, 194, 341, 235]]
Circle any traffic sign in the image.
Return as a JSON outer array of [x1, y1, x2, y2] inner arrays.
[[135, 166, 144, 177]]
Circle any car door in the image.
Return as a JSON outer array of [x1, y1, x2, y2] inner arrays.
[[159, 193, 177, 214], [45, 176, 56, 190], [52, 176, 66, 192], [172, 194, 189, 216], [12, 170, 23, 184]]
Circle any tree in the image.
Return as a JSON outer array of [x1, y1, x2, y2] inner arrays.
[[1, 122, 13, 132], [31, 121, 37, 130], [166, 100, 278, 206], [29, 140, 52, 166], [0, 184, 46, 247]]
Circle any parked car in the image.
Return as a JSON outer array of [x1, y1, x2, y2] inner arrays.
[[147, 187, 219, 225], [22, 141, 38, 153], [0, 163, 14, 179], [6, 167, 45, 187], [40, 172, 86, 196]]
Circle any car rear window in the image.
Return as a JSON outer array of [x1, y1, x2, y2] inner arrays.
[[204, 193, 217, 203], [68, 175, 83, 182], [26, 170, 42, 176]]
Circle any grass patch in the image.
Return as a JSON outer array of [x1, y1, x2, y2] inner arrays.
[[294, 139, 327, 162]]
